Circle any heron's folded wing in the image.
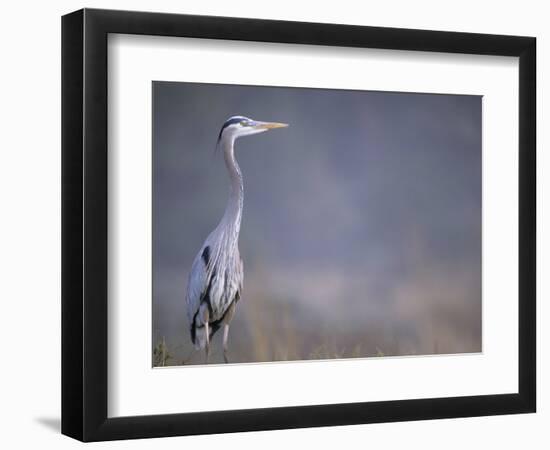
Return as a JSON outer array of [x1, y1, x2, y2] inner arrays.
[[186, 250, 209, 326]]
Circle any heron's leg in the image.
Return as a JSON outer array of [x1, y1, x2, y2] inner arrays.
[[223, 324, 230, 364], [222, 300, 236, 364], [200, 304, 210, 364], [204, 321, 210, 363]]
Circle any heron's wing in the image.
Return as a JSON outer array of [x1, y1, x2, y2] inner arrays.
[[186, 246, 210, 327]]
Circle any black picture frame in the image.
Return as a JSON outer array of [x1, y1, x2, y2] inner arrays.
[[61, 8, 536, 442]]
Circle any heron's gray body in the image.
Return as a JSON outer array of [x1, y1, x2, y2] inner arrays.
[[186, 218, 244, 350], [185, 116, 287, 362]]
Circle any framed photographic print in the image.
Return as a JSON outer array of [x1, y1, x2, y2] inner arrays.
[[61, 8, 536, 442]]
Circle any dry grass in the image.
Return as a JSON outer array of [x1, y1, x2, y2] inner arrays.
[[152, 264, 481, 366]]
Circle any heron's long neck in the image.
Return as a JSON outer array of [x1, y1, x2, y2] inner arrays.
[[220, 137, 243, 241]]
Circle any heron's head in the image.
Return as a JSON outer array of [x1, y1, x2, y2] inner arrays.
[[217, 116, 288, 143]]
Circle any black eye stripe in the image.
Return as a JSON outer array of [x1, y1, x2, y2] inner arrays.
[[217, 117, 248, 141]]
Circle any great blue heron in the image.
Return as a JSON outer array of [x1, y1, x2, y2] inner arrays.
[[186, 116, 288, 363]]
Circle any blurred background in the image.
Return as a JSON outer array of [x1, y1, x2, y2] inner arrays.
[[152, 81, 481, 366]]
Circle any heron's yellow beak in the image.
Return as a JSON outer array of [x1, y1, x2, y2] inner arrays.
[[255, 121, 289, 130]]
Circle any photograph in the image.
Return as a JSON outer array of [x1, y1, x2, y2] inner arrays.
[[152, 81, 482, 366]]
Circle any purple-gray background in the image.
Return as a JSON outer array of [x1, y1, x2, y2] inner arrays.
[[153, 82, 481, 365]]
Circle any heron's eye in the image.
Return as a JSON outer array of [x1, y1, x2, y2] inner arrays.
[[240, 120, 249, 127]]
